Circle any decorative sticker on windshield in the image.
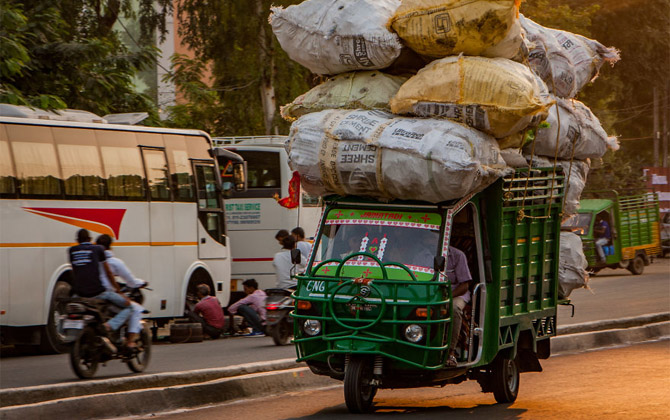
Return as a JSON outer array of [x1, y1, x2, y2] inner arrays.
[[325, 208, 441, 229]]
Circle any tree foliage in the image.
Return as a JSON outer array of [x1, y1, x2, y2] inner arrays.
[[176, 0, 315, 136], [0, 0, 172, 117]]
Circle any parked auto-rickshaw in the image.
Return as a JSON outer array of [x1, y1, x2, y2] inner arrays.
[[292, 168, 564, 412]]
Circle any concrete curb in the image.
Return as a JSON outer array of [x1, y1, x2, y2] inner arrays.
[[0, 367, 337, 420], [1, 312, 668, 420]]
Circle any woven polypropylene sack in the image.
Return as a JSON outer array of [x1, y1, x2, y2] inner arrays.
[[390, 55, 554, 138], [270, 0, 403, 75], [525, 98, 619, 160], [281, 71, 408, 121], [286, 109, 510, 202], [530, 155, 590, 216], [558, 231, 589, 299], [520, 15, 620, 98], [388, 0, 522, 59]]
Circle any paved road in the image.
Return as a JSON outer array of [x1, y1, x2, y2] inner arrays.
[[146, 339, 670, 420], [1, 259, 668, 389]]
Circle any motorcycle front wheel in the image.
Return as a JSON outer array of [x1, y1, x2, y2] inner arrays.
[[70, 326, 100, 379], [127, 325, 152, 373], [271, 319, 292, 346]]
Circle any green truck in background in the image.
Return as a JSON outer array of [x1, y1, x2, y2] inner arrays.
[[561, 191, 662, 275], [291, 168, 565, 412]]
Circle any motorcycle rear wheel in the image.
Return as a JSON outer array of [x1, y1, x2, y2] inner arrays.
[[70, 326, 100, 379], [271, 320, 292, 346], [127, 325, 152, 373]]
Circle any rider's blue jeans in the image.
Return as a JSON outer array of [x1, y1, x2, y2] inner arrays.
[[93, 290, 132, 331]]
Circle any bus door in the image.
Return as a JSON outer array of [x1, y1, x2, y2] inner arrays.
[[193, 161, 227, 259], [140, 146, 175, 308]]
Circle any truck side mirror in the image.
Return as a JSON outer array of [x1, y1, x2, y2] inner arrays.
[[291, 248, 302, 265], [434, 256, 446, 272]]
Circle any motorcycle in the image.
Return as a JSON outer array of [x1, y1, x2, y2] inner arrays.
[[59, 284, 151, 379], [265, 288, 294, 346]]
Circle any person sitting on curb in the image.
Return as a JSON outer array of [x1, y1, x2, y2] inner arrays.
[[188, 284, 225, 339], [227, 279, 267, 337]]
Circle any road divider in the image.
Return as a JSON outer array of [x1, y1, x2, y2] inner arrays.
[[1, 312, 668, 420]]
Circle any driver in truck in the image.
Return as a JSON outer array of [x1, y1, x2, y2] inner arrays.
[[594, 212, 612, 264], [446, 246, 473, 367]]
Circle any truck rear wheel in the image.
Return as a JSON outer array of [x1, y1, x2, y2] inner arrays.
[[344, 357, 377, 413], [627, 255, 645, 275], [492, 356, 519, 404]]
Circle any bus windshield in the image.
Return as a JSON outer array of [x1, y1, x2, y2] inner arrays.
[[561, 213, 593, 235]]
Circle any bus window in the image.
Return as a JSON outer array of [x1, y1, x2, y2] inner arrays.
[[195, 164, 226, 245], [163, 134, 194, 202], [7, 125, 62, 197], [100, 146, 146, 199], [141, 148, 171, 201], [235, 150, 281, 198], [53, 127, 104, 198], [0, 127, 15, 195]]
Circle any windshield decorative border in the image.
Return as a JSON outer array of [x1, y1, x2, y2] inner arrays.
[[325, 208, 441, 230]]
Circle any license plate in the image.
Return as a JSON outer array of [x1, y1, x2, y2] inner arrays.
[[62, 319, 84, 329]]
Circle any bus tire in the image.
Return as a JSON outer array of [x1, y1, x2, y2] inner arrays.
[[41, 280, 72, 354], [627, 255, 644, 275], [344, 357, 377, 413], [492, 355, 519, 404]]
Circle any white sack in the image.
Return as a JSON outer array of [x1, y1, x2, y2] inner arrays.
[[525, 98, 619, 160], [270, 0, 403, 75], [531, 156, 589, 216], [520, 15, 620, 98], [286, 109, 510, 202], [559, 231, 589, 299]]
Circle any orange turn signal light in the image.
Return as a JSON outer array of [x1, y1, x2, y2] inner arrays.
[[415, 308, 429, 318], [297, 301, 312, 310]]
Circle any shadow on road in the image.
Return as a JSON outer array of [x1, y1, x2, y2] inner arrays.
[[284, 402, 527, 419]]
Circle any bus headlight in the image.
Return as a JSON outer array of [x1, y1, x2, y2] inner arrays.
[[404, 324, 424, 343], [303, 320, 322, 336]]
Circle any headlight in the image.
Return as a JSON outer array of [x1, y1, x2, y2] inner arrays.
[[404, 324, 424, 343], [303, 319, 322, 336]]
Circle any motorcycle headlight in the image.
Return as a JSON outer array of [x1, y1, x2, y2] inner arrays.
[[404, 324, 424, 343], [303, 319, 322, 336]]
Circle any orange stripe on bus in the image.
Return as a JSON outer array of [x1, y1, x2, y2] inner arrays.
[[0, 242, 198, 248]]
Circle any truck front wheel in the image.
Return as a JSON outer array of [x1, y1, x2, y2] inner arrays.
[[627, 255, 645, 275], [344, 356, 377, 413], [492, 356, 519, 403]]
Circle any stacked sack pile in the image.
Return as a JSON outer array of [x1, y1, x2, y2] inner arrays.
[[271, 0, 619, 296]]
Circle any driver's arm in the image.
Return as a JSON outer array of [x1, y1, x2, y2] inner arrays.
[[452, 281, 470, 298]]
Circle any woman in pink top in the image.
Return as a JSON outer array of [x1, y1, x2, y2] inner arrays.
[[227, 279, 267, 337]]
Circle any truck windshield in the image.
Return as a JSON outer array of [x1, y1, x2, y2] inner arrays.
[[312, 208, 442, 274], [561, 213, 593, 235]]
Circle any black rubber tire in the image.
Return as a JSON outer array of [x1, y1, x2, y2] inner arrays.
[[344, 357, 377, 413], [70, 327, 99, 379], [127, 325, 152, 373], [492, 356, 519, 404], [271, 320, 292, 346], [41, 281, 72, 354], [627, 255, 645, 275]]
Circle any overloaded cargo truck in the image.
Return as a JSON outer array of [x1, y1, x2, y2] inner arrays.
[[561, 191, 662, 275], [291, 168, 565, 412]]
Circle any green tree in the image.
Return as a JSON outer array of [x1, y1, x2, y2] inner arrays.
[[0, 0, 172, 117], [176, 0, 315, 136]]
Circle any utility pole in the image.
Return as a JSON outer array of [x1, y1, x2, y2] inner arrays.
[[664, 83, 669, 167], [654, 87, 660, 167]]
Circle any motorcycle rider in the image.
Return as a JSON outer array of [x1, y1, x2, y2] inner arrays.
[[68, 229, 132, 334], [95, 234, 147, 348]]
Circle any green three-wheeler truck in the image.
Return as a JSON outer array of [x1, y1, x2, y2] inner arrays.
[[291, 168, 565, 412]]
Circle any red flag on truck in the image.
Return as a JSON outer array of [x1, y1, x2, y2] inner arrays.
[[275, 171, 301, 209]]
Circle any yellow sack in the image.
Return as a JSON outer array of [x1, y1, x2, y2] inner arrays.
[[388, 0, 522, 59], [280, 71, 408, 121], [389, 55, 553, 138]]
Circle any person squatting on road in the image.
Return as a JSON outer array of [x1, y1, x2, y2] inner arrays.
[[189, 284, 225, 339], [68, 229, 132, 335], [446, 246, 473, 367], [227, 279, 267, 337], [95, 234, 147, 348]]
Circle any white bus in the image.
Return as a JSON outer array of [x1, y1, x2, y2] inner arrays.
[[213, 136, 322, 293], [0, 106, 244, 352]]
